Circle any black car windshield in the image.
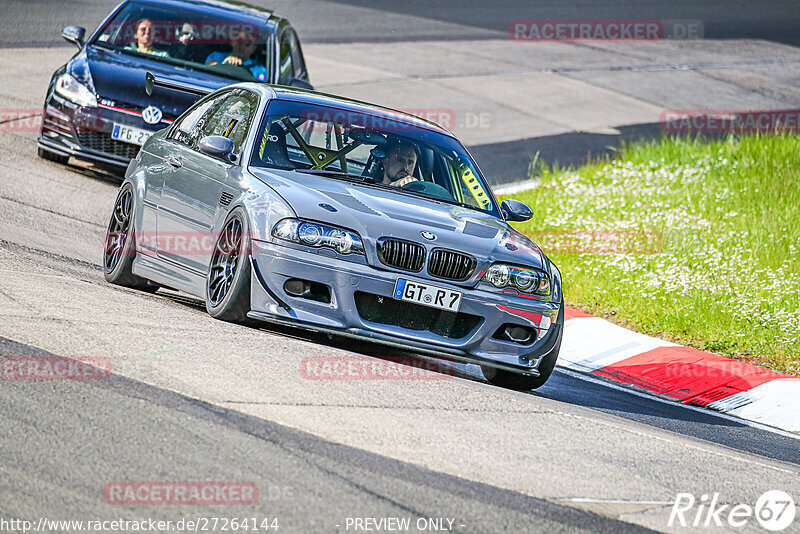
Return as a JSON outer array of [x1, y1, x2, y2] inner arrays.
[[250, 100, 499, 216], [92, 2, 270, 83]]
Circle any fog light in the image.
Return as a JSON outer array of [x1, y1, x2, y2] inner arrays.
[[284, 278, 309, 296], [283, 278, 332, 303], [493, 323, 536, 344]]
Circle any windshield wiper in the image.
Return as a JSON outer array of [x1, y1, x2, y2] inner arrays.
[[295, 169, 375, 183]]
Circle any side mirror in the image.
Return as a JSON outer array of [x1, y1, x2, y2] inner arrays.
[[62, 26, 86, 48], [198, 136, 236, 162], [288, 77, 314, 90], [501, 199, 533, 222]]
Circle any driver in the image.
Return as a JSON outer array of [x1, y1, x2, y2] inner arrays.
[[205, 32, 268, 81], [381, 140, 419, 187]]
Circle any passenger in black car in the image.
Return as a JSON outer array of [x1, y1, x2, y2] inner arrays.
[[124, 19, 169, 57]]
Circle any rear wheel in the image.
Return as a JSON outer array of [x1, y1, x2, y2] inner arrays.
[[206, 208, 252, 323], [37, 146, 69, 165], [103, 183, 158, 292]]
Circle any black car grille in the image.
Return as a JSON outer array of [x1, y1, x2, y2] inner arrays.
[[377, 238, 425, 272], [428, 249, 476, 281], [76, 131, 140, 160], [354, 292, 481, 339]]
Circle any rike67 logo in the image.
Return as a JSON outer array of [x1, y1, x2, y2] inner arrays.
[[669, 491, 796, 531]]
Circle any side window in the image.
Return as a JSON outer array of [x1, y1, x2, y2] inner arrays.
[[198, 89, 259, 156], [277, 31, 295, 85], [288, 29, 306, 79], [171, 93, 229, 148]]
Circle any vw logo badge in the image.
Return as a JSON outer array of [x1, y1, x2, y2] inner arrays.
[[421, 231, 436, 241], [142, 106, 163, 125]]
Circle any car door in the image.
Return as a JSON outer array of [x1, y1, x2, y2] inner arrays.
[[155, 91, 228, 269], [142, 94, 222, 257], [156, 89, 259, 275]]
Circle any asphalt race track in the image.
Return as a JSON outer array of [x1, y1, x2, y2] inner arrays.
[[1, 1, 799, 533]]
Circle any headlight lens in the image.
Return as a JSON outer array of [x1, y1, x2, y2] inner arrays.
[[483, 264, 550, 295], [272, 219, 364, 255], [55, 73, 97, 107], [485, 264, 509, 287]]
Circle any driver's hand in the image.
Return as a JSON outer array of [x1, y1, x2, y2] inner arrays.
[[223, 55, 243, 66], [392, 176, 418, 187]]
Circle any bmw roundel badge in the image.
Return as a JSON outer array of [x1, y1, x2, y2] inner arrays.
[[421, 231, 436, 240]]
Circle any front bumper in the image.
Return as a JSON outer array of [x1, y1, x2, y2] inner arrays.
[[37, 93, 169, 171], [247, 240, 563, 375]]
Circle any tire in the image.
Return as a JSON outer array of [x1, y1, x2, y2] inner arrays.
[[38, 146, 69, 165], [482, 325, 563, 391], [103, 183, 158, 292], [206, 207, 252, 323]]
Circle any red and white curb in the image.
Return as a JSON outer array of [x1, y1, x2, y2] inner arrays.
[[559, 307, 800, 433]]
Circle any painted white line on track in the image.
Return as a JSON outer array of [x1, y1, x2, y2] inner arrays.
[[558, 498, 674, 505]]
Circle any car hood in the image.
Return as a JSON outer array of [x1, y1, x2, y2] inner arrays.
[[252, 168, 546, 270], [83, 45, 234, 117]]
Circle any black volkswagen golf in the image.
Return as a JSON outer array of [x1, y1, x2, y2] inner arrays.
[[37, 0, 312, 174]]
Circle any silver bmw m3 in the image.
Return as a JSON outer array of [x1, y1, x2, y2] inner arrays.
[[104, 82, 563, 389]]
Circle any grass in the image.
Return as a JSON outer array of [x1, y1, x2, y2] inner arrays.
[[503, 134, 800, 376]]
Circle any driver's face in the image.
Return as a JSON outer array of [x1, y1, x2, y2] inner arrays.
[[383, 146, 417, 183], [136, 20, 154, 47], [232, 36, 258, 58]]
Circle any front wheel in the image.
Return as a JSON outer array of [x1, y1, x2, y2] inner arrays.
[[206, 207, 252, 323], [482, 331, 562, 390]]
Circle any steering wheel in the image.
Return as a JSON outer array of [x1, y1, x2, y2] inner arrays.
[[205, 62, 255, 80], [401, 180, 454, 202]]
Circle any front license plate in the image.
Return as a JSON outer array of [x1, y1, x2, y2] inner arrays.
[[393, 278, 462, 312], [111, 123, 152, 146]]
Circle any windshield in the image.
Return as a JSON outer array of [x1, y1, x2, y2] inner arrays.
[[91, 2, 270, 83], [250, 100, 499, 216]]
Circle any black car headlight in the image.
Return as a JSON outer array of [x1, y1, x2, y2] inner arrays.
[[55, 73, 97, 107], [483, 264, 551, 295], [272, 219, 364, 255]]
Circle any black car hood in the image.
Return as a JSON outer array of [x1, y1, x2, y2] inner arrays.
[[253, 168, 546, 270], [83, 45, 236, 117]]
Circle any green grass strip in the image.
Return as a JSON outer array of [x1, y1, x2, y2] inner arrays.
[[503, 134, 800, 375]]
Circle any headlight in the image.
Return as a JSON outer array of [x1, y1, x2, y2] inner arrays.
[[272, 219, 364, 255], [483, 264, 550, 295], [55, 73, 97, 107]]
